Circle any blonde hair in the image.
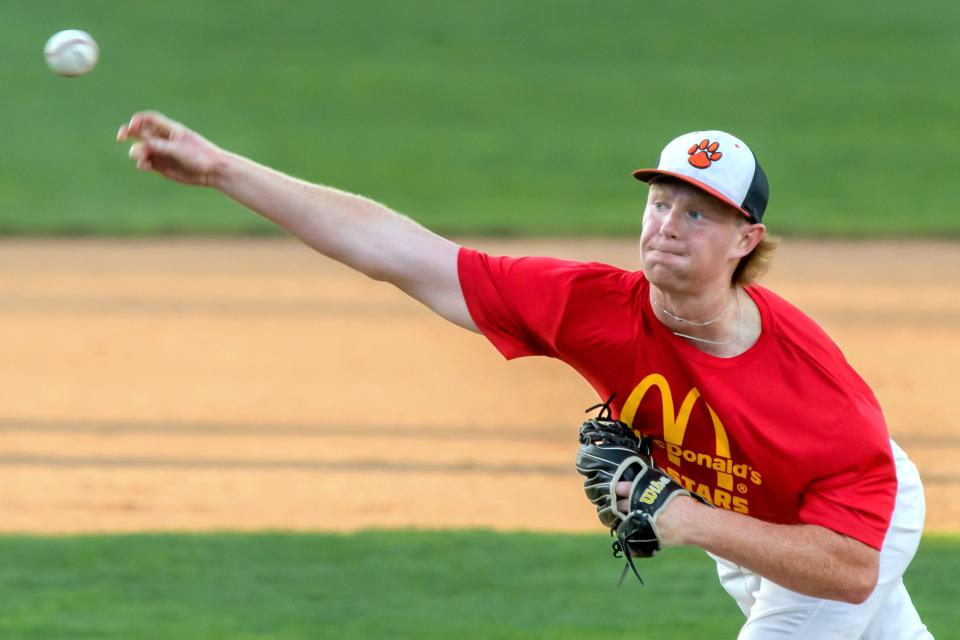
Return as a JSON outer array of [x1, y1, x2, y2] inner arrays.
[[733, 234, 778, 286]]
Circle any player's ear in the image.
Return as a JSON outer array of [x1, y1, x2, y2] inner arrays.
[[732, 222, 765, 259]]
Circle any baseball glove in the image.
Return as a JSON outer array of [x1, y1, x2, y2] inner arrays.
[[575, 396, 709, 583]]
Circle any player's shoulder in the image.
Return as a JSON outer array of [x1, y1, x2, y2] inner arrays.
[[747, 285, 846, 366], [459, 246, 644, 292], [750, 284, 870, 387], [750, 285, 885, 433]]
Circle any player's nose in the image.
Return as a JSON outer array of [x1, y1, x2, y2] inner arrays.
[[658, 208, 683, 239]]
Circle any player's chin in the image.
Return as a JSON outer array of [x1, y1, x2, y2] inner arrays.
[[642, 263, 689, 289]]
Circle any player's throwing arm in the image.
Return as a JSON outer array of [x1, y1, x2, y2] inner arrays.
[[117, 111, 477, 331]]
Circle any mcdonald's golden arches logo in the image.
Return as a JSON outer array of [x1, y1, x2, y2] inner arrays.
[[620, 373, 761, 513]]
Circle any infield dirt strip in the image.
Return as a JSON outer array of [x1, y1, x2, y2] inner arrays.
[[1, 238, 958, 533]]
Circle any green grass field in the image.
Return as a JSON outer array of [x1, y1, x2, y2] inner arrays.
[[4, 1, 960, 236], [0, 531, 953, 639]]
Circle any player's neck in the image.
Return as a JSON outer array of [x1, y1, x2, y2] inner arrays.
[[650, 284, 761, 357], [650, 284, 733, 328]]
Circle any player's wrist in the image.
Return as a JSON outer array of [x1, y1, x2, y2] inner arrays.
[[658, 494, 707, 547], [207, 149, 237, 190]]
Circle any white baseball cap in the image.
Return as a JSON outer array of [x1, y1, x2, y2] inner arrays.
[[633, 131, 769, 223]]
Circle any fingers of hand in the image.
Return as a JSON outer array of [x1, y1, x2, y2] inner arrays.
[[118, 111, 179, 142], [126, 131, 178, 171], [145, 137, 174, 155], [128, 142, 151, 170], [616, 481, 631, 512]]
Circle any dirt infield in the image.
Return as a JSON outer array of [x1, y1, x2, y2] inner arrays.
[[1, 238, 958, 533]]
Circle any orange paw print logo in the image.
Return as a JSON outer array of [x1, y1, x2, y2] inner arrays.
[[688, 139, 722, 169]]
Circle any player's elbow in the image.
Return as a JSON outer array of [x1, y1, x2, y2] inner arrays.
[[837, 561, 879, 605], [822, 532, 880, 604], [840, 581, 875, 605], [838, 579, 874, 605]]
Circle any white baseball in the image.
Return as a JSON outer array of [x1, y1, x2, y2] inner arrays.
[[44, 30, 99, 77]]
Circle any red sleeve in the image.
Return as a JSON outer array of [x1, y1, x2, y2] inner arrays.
[[798, 396, 897, 550], [457, 246, 638, 361]]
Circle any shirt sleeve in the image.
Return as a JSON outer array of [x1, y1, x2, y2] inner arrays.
[[457, 246, 636, 361], [798, 396, 898, 550]]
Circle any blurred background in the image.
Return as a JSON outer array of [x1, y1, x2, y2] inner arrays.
[[5, 0, 960, 236]]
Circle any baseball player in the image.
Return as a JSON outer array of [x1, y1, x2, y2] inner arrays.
[[118, 112, 932, 639]]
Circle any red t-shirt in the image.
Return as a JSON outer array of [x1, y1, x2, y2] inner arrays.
[[458, 247, 897, 550]]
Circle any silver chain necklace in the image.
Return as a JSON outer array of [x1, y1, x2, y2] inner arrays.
[[652, 293, 732, 327], [659, 288, 743, 346]]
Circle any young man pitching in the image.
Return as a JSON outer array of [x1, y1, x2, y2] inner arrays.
[[119, 112, 933, 639]]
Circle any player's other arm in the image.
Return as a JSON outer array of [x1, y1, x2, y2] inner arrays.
[[654, 496, 880, 604], [117, 111, 478, 333]]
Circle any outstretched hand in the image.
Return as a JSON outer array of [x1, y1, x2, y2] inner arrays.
[[117, 111, 224, 187]]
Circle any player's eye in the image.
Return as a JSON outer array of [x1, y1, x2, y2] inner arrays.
[[688, 210, 703, 220]]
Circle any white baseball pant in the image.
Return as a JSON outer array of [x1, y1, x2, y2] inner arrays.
[[711, 439, 933, 639]]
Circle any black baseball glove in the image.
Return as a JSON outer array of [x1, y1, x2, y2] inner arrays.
[[575, 396, 709, 583]]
